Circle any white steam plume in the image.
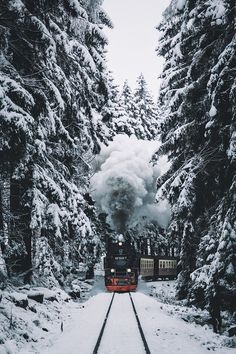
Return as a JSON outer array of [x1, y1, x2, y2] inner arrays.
[[90, 134, 171, 232]]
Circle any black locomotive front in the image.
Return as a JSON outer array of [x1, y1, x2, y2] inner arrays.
[[104, 239, 138, 292]]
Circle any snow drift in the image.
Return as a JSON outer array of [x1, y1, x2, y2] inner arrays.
[[90, 134, 171, 232]]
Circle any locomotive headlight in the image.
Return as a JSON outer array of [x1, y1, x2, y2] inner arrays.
[[111, 268, 115, 273], [127, 268, 131, 273]]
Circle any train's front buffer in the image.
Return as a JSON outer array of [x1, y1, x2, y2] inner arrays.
[[105, 268, 137, 292]]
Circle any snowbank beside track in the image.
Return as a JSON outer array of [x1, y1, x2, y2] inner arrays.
[[0, 280, 93, 354]]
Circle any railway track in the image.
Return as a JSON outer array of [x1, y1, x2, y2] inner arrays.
[[93, 292, 151, 354]]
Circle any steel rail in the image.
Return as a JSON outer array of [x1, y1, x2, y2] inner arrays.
[[129, 292, 151, 354], [93, 292, 115, 354]]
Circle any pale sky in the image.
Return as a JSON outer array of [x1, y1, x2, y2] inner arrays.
[[102, 0, 171, 98]]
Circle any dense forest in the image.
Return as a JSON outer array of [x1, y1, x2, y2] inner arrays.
[[0, 0, 235, 319], [0, 0, 160, 286]]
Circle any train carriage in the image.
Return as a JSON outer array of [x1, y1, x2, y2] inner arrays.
[[139, 255, 178, 280]]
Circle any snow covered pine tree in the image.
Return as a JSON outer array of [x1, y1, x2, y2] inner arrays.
[[155, 0, 236, 323], [111, 74, 160, 139], [0, 0, 114, 286]]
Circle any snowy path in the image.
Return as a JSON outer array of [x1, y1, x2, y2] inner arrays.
[[39, 290, 234, 354], [98, 293, 145, 354], [40, 293, 114, 354]]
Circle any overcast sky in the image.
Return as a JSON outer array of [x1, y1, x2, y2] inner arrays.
[[102, 0, 171, 98]]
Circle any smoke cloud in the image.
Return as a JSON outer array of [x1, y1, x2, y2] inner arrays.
[[90, 134, 171, 232]]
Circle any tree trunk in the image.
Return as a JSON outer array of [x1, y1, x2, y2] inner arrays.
[[0, 163, 11, 280], [0, 247, 7, 283], [30, 227, 41, 283], [86, 265, 94, 279]]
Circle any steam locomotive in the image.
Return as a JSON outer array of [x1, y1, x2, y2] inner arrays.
[[104, 238, 138, 292]]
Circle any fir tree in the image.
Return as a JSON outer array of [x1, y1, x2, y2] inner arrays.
[[155, 0, 236, 310], [0, 0, 114, 285], [134, 74, 159, 140], [111, 81, 138, 136]]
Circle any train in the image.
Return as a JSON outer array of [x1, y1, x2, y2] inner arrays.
[[104, 238, 138, 292], [104, 238, 178, 292]]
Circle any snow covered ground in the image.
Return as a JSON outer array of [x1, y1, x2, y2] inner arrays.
[[0, 278, 235, 353], [145, 280, 236, 340], [0, 280, 94, 354]]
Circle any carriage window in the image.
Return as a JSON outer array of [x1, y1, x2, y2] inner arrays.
[[142, 259, 154, 269], [141, 259, 150, 269]]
